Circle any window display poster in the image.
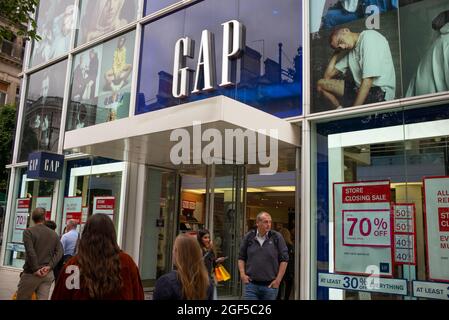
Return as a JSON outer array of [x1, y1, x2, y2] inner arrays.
[[309, 0, 400, 113], [69, 30, 135, 130], [64, 196, 82, 224], [77, 0, 138, 46], [423, 176, 449, 282], [12, 199, 31, 243], [19, 60, 67, 162], [400, 0, 449, 99], [97, 31, 135, 123], [93, 196, 115, 219], [392, 203, 417, 265], [35, 197, 52, 221], [31, 0, 74, 66], [333, 180, 393, 276]]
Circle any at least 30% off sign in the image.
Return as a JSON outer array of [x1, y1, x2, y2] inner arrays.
[[343, 210, 392, 247]]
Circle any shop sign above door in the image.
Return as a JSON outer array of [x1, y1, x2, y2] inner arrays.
[[172, 20, 245, 98], [27, 151, 64, 181]]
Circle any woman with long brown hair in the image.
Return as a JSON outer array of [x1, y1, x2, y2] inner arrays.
[[197, 229, 226, 299], [153, 233, 213, 300], [51, 214, 144, 300]]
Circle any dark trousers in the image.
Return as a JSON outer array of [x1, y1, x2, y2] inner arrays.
[[53, 254, 72, 282]]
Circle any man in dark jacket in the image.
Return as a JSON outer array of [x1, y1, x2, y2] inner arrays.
[[238, 211, 289, 300], [16, 207, 63, 300]]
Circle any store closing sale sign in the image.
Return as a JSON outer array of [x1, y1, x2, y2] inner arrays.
[[333, 181, 393, 276], [12, 199, 31, 243], [35, 197, 52, 221], [423, 176, 449, 282], [64, 197, 82, 224], [93, 196, 115, 220]]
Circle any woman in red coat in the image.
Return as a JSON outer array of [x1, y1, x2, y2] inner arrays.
[[51, 214, 144, 300]]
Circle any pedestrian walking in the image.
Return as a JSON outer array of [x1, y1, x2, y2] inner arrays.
[[16, 208, 63, 300], [153, 233, 213, 300], [51, 214, 144, 300], [238, 211, 289, 300], [53, 219, 79, 280], [197, 229, 226, 299]]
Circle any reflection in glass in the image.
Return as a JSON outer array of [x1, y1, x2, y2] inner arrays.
[[145, 0, 180, 15], [19, 61, 67, 162], [67, 31, 135, 131], [401, 0, 449, 97], [310, 0, 400, 113], [31, 0, 75, 67], [140, 169, 177, 287], [77, 0, 138, 46], [137, 0, 302, 118], [313, 104, 449, 300], [4, 168, 55, 268]]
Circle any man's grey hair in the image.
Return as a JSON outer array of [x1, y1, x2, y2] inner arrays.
[[256, 211, 271, 222]]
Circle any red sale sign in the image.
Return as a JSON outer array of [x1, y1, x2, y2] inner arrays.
[[12, 198, 31, 243], [423, 176, 449, 282], [342, 185, 391, 203], [333, 180, 393, 277], [93, 196, 115, 219], [64, 197, 82, 224], [438, 208, 449, 232], [35, 197, 52, 221]]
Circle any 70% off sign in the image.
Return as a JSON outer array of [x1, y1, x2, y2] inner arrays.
[[343, 210, 391, 247]]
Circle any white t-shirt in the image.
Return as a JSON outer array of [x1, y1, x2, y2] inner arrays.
[[406, 23, 449, 96], [342, 0, 359, 13], [335, 30, 396, 101]]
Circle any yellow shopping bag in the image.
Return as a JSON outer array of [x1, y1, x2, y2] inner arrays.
[[11, 291, 37, 300], [214, 264, 231, 282]]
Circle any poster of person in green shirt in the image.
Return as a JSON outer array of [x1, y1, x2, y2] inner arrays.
[[97, 31, 135, 123]]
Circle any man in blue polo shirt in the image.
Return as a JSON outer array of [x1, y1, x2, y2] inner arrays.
[[238, 211, 289, 300], [61, 219, 79, 258]]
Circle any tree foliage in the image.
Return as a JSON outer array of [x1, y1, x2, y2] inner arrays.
[[0, 104, 17, 191], [0, 0, 40, 42]]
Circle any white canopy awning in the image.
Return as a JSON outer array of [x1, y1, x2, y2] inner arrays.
[[64, 96, 300, 172]]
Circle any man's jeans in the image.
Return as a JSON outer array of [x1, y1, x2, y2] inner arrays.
[[244, 282, 278, 300]]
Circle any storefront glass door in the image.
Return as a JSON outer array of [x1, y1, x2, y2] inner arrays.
[[209, 164, 246, 298], [140, 168, 178, 288]]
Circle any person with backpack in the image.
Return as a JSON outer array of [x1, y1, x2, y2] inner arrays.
[[238, 211, 289, 300]]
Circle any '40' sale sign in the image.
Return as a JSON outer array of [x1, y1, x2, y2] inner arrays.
[[334, 181, 393, 277]]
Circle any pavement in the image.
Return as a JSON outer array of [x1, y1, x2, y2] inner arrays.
[[0, 267, 21, 300], [0, 266, 154, 300]]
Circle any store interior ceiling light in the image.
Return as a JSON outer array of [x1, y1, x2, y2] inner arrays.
[[183, 186, 295, 194]]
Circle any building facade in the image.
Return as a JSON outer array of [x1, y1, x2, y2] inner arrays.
[[0, 16, 25, 106], [1, 0, 449, 300]]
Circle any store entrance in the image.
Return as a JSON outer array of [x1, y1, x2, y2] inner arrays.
[[139, 162, 299, 299], [138, 164, 246, 296]]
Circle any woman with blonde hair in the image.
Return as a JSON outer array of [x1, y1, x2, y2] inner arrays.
[[153, 233, 213, 300], [51, 214, 144, 300]]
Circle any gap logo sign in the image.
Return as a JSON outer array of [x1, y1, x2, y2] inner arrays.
[[27, 151, 64, 181]]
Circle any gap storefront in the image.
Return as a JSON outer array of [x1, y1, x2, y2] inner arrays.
[[1, 0, 449, 301]]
